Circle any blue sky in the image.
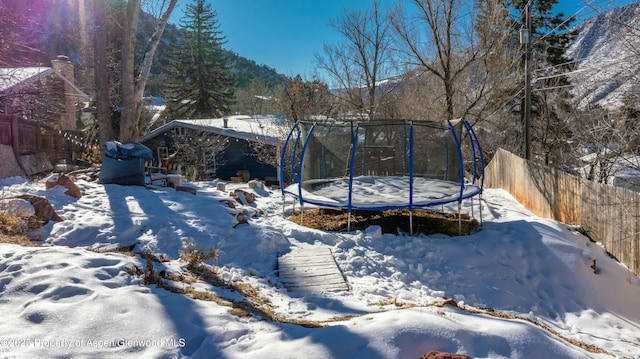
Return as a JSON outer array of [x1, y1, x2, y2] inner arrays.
[[169, 0, 636, 80], [170, 0, 375, 79]]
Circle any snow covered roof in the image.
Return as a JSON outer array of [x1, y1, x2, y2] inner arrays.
[[0, 67, 54, 92], [0, 66, 89, 100], [140, 115, 290, 146]]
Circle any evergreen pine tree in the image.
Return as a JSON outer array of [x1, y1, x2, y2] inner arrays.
[[509, 0, 576, 164], [164, 0, 235, 119]]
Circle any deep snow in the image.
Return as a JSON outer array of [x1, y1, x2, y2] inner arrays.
[[0, 175, 639, 359]]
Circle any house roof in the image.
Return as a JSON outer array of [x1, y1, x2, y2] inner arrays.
[[0, 67, 53, 92], [140, 115, 291, 147], [0, 66, 90, 101]]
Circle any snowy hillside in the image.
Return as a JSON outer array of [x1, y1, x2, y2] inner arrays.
[[0, 176, 639, 358], [567, 3, 640, 110]]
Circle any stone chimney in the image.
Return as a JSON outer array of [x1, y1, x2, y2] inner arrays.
[[51, 55, 77, 130]]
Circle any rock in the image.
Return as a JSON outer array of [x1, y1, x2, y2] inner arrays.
[[175, 186, 196, 195], [220, 199, 236, 209], [16, 195, 63, 223], [233, 209, 249, 228], [0, 198, 35, 217], [248, 179, 264, 190], [234, 189, 255, 204], [46, 173, 82, 198]]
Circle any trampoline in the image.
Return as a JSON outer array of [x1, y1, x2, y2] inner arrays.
[[279, 119, 485, 234]]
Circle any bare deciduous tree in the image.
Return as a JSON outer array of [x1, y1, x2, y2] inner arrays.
[[389, 0, 489, 122], [315, 0, 397, 120], [234, 78, 280, 115], [120, 0, 177, 143], [278, 75, 334, 121]]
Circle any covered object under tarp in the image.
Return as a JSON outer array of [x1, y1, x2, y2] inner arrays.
[[98, 141, 153, 186]]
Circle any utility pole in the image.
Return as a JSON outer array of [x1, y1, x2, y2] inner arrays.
[[523, 1, 532, 160]]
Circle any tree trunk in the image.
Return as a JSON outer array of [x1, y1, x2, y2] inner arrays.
[[132, 0, 178, 125], [93, 0, 113, 146], [119, 0, 141, 143], [120, 0, 177, 143]]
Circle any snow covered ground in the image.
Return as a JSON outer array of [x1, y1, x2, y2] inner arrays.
[[0, 175, 639, 359]]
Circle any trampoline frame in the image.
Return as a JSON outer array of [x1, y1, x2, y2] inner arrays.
[[279, 119, 485, 235]]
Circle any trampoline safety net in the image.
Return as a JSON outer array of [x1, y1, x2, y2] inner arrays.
[[279, 119, 484, 211]]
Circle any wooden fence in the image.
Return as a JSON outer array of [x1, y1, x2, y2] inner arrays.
[[0, 114, 88, 172], [485, 148, 640, 277]]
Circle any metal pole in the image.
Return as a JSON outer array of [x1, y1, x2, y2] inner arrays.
[[479, 194, 483, 226], [471, 198, 474, 218], [409, 210, 413, 236], [458, 201, 462, 235]]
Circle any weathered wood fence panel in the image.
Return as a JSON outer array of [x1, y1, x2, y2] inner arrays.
[[486, 148, 640, 277], [0, 114, 86, 164]]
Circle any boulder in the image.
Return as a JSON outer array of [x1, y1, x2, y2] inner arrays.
[[46, 173, 82, 198], [16, 195, 63, 223], [0, 198, 35, 217]]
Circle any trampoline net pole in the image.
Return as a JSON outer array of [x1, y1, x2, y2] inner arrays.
[[471, 197, 474, 218], [479, 193, 484, 226], [458, 201, 462, 235], [348, 211, 352, 232], [409, 210, 413, 236], [300, 203, 304, 226]]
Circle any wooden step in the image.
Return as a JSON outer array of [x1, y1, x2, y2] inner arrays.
[[278, 248, 349, 293]]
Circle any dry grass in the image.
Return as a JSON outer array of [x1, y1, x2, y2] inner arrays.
[[124, 251, 620, 354], [0, 212, 44, 247], [0, 232, 39, 246], [288, 208, 479, 236], [179, 241, 218, 270], [434, 300, 614, 356]]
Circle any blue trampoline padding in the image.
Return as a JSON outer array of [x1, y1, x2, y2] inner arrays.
[[283, 176, 482, 211]]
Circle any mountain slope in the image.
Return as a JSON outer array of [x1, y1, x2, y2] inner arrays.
[[567, 3, 640, 110], [143, 15, 285, 97]]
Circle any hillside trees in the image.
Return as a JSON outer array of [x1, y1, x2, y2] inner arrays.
[[0, 1, 32, 67], [163, 0, 235, 120], [0, 0, 96, 133], [316, 0, 397, 120], [0, 0, 84, 67]]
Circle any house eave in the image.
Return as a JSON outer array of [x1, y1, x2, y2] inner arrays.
[[140, 117, 285, 147]]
